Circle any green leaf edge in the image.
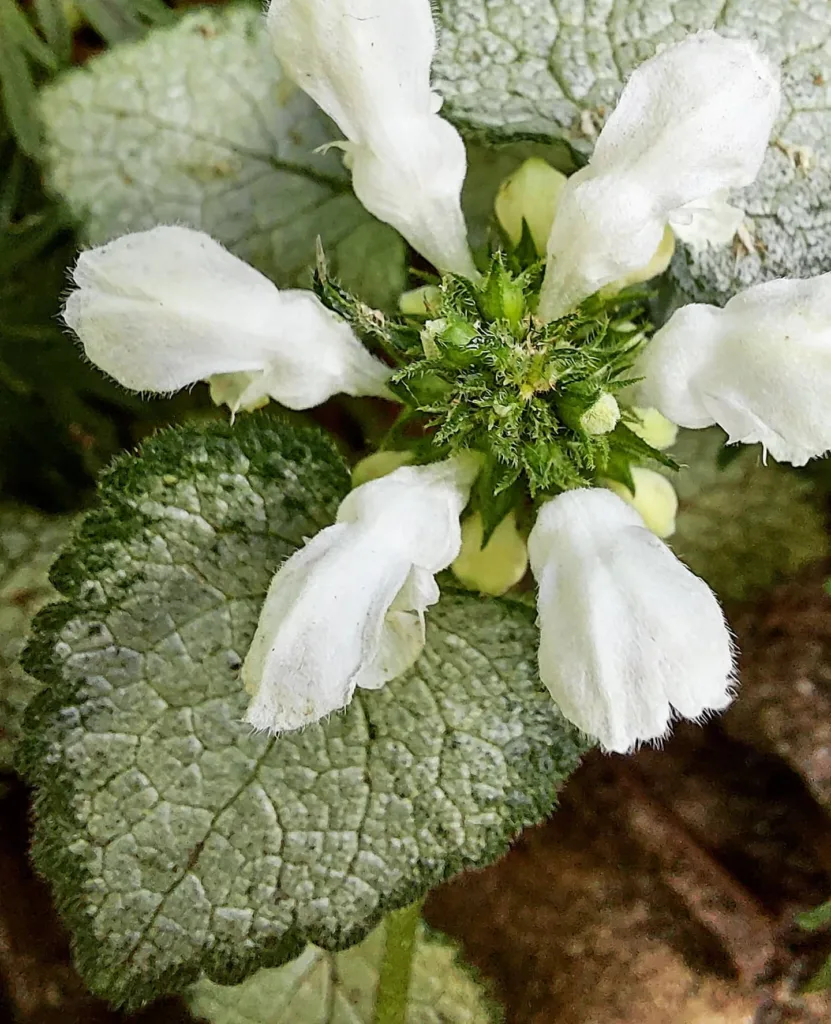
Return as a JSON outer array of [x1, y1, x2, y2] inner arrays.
[[16, 414, 587, 1008]]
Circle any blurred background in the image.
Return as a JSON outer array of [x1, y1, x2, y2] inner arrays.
[[3, 2, 831, 1021]]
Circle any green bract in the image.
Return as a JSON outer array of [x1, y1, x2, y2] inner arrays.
[[36, 5, 405, 310], [188, 912, 501, 1024], [20, 416, 587, 1009], [435, 0, 831, 302], [316, 255, 673, 538]]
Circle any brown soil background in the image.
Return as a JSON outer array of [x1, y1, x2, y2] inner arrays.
[[4, 564, 831, 1022]]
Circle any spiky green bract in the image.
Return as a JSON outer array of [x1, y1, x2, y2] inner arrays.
[[19, 415, 588, 1010], [393, 258, 671, 498], [315, 254, 675, 538]]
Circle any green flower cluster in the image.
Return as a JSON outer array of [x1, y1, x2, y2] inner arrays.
[[316, 248, 676, 538]]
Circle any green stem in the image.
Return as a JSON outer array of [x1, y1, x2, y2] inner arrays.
[[372, 902, 422, 1024]]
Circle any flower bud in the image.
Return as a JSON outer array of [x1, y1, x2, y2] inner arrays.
[[422, 317, 478, 355], [451, 510, 529, 596], [604, 468, 679, 538], [582, 394, 621, 434], [558, 392, 620, 435], [351, 450, 415, 488], [629, 407, 679, 450], [208, 373, 270, 415], [478, 262, 526, 330], [495, 158, 567, 256], [399, 285, 441, 316]]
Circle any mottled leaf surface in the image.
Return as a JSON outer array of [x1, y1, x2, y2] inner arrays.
[[20, 416, 586, 1009], [435, 0, 831, 299], [37, 6, 405, 308], [0, 504, 74, 770], [666, 429, 829, 602], [188, 917, 500, 1023]]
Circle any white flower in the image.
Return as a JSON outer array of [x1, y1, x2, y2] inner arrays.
[[528, 488, 733, 753], [538, 31, 780, 320], [636, 273, 831, 466], [267, 0, 477, 279], [242, 454, 479, 733], [668, 189, 745, 250], [63, 226, 392, 412]]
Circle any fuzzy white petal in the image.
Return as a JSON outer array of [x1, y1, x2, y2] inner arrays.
[[638, 273, 831, 466], [63, 225, 391, 408], [539, 32, 780, 320], [528, 489, 734, 753], [268, 0, 476, 278], [668, 191, 745, 250], [243, 455, 478, 733]]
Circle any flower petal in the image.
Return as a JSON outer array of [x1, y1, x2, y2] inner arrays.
[[254, 289, 393, 409], [603, 467, 679, 539], [268, 0, 477, 278], [243, 455, 478, 733], [668, 190, 745, 250], [63, 225, 391, 407], [539, 31, 780, 320], [349, 115, 477, 279], [242, 522, 414, 732], [637, 273, 831, 466], [354, 566, 439, 690], [528, 489, 734, 753], [64, 226, 282, 391], [337, 454, 480, 567], [267, 0, 437, 141]]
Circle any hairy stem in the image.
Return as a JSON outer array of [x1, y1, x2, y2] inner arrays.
[[372, 902, 421, 1024]]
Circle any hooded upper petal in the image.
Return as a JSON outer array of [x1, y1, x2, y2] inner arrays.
[[538, 31, 780, 320], [528, 488, 734, 753], [63, 225, 392, 409], [242, 454, 479, 733], [636, 273, 831, 466], [267, 0, 477, 279]]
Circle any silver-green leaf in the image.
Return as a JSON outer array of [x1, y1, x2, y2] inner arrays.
[[188, 913, 501, 1024], [435, 0, 831, 299], [666, 429, 829, 602], [37, 6, 405, 309], [0, 503, 75, 771], [20, 415, 587, 1010]]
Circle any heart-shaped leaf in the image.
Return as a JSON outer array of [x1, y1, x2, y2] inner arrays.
[[20, 415, 587, 1009]]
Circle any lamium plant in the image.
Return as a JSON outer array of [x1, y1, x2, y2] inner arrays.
[[13, 0, 831, 1018]]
